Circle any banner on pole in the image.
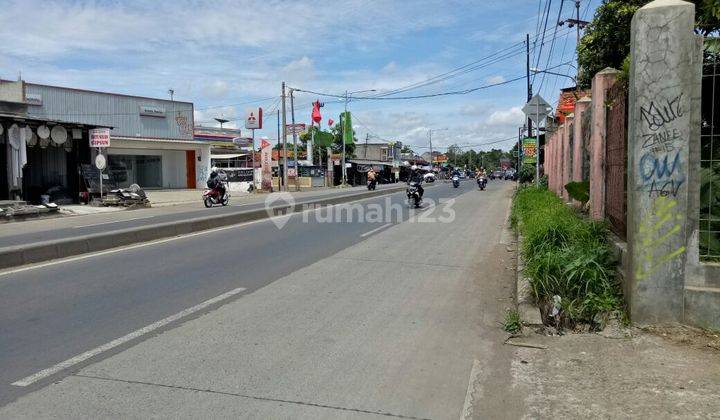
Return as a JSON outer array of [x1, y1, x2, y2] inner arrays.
[[260, 137, 272, 190], [522, 137, 537, 164], [341, 112, 353, 144]]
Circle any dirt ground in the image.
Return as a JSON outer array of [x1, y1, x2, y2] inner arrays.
[[505, 323, 720, 419]]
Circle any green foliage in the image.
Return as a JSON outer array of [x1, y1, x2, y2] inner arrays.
[[700, 166, 720, 260], [328, 121, 356, 157], [518, 164, 535, 184], [511, 187, 622, 324], [565, 181, 590, 204], [577, 0, 720, 88], [503, 310, 522, 334]]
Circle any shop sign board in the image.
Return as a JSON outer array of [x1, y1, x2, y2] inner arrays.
[[286, 123, 306, 135], [522, 137, 537, 164], [245, 108, 263, 129], [89, 128, 111, 148], [139, 105, 166, 118]]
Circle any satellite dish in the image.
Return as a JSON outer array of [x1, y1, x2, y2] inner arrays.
[[8, 124, 20, 149], [39, 137, 50, 148], [21, 126, 32, 144], [95, 154, 107, 170], [37, 125, 50, 139], [51, 125, 67, 145], [27, 132, 38, 147]]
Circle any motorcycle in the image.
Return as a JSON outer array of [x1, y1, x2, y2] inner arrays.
[[367, 178, 377, 191], [406, 181, 422, 208], [203, 181, 229, 207], [452, 175, 460, 188], [477, 176, 487, 191]]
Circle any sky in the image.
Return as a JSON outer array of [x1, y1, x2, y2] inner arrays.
[[0, 0, 601, 153]]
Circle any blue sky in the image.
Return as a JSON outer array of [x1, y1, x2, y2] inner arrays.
[[0, 0, 601, 152]]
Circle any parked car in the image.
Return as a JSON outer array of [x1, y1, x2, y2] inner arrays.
[[490, 170, 504, 180], [504, 169, 517, 180]]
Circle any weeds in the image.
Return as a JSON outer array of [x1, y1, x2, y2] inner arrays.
[[504, 310, 522, 334], [511, 186, 623, 325]]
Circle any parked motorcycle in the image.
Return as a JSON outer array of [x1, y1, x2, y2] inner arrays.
[[477, 176, 487, 191], [406, 181, 422, 208], [203, 181, 229, 207], [452, 175, 460, 188]]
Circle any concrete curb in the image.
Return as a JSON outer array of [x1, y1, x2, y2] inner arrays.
[[515, 233, 544, 325], [0, 186, 407, 270]]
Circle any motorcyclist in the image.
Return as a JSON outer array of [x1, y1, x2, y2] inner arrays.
[[367, 168, 377, 184], [451, 168, 461, 178], [476, 167, 487, 179], [207, 167, 226, 198], [407, 164, 424, 199]]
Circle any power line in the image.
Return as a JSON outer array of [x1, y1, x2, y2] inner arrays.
[[532, 0, 554, 86], [539, 0, 565, 92]]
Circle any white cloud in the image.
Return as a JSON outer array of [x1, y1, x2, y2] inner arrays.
[[486, 106, 525, 126], [485, 75, 506, 84]]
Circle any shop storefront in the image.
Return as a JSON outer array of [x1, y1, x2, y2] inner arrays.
[[1, 81, 110, 203], [23, 82, 210, 191]]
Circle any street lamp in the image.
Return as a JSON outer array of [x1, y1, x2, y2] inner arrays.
[[530, 68, 577, 86], [341, 89, 376, 186], [427, 128, 448, 169]]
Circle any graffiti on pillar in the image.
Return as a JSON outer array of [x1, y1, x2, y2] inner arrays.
[[638, 150, 685, 197], [639, 93, 684, 132], [635, 92, 688, 280], [635, 196, 686, 280]]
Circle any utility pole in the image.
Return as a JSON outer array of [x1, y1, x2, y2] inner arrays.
[[342, 90, 348, 186], [526, 33, 533, 140], [290, 89, 299, 191], [558, 0, 589, 84], [428, 131, 433, 166], [277, 108, 281, 191], [365, 133, 369, 158], [281, 82, 288, 192]]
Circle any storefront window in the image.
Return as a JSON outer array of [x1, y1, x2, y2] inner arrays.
[[108, 155, 162, 188]]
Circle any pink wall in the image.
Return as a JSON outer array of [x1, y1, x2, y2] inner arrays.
[[562, 115, 573, 200], [589, 69, 620, 220]]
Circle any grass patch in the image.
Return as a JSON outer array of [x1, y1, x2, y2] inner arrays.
[[503, 310, 522, 334], [511, 186, 623, 325]]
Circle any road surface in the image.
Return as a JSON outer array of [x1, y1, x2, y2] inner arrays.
[[0, 179, 521, 419]]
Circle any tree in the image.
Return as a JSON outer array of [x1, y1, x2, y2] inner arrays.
[[577, 0, 720, 88], [400, 144, 413, 154], [329, 121, 356, 158]]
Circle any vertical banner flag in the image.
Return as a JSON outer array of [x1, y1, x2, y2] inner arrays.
[[522, 137, 537, 164], [341, 112, 353, 144], [260, 137, 272, 190], [312, 100, 322, 125]]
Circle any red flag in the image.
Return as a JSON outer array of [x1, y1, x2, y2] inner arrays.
[[312, 100, 322, 124], [328, 118, 334, 127]]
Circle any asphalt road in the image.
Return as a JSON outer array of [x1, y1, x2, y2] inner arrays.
[[0, 178, 514, 409], [0, 183, 403, 249]]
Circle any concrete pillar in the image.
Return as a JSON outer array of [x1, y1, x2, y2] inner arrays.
[[562, 115, 574, 200], [627, 0, 703, 324], [572, 99, 591, 184], [589, 68, 621, 220]]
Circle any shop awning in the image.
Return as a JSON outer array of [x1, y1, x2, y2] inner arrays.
[[211, 153, 248, 159], [348, 159, 394, 166], [0, 113, 112, 129]]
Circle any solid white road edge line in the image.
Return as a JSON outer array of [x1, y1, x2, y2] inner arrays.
[[360, 223, 392, 237], [461, 359, 482, 420], [11, 287, 247, 387]]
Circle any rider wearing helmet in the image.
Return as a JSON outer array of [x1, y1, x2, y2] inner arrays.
[[408, 164, 424, 199], [207, 167, 226, 197]]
